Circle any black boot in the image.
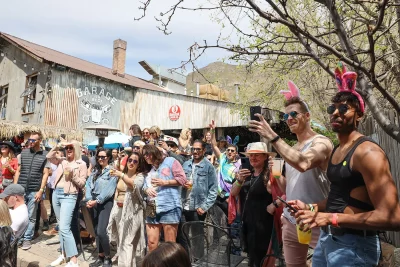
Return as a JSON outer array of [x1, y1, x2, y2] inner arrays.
[[89, 256, 104, 267], [103, 257, 112, 267]]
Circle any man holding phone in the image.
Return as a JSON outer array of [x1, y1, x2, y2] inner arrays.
[[249, 94, 333, 267], [209, 121, 241, 216]]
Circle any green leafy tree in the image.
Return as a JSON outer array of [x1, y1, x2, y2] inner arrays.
[[136, 0, 400, 142]]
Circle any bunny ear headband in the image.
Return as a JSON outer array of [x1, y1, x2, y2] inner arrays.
[[279, 81, 310, 111], [334, 62, 365, 113], [226, 135, 239, 145]]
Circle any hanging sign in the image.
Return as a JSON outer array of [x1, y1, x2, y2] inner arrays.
[[169, 105, 181, 121]]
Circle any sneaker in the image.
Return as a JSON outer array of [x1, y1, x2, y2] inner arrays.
[[50, 255, 65, 266], [17, 238, 24, 247], [21, 240, 32, 250], [66, 260, 79, 267], [103, 258, 112, 267], [42, 220, 50, 231], [89, 257, 104, 267]]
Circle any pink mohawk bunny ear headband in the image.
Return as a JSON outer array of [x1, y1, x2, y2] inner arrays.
[[279, 81, 310, 111], [334, 62, 365, 113]]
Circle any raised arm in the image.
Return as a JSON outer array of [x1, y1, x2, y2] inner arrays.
[[249, 114, 333, 172], [209, 120, 221, 159]]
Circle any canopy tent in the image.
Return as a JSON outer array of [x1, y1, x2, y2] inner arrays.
[[87, 132, 130, 150]]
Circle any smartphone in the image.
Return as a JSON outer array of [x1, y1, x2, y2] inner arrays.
[[60, 134, 66, 140], [250, 106, 262, 121], [160, 134, 165, 140], [277, 196, 298, 213], [240, 157, 252, 171]]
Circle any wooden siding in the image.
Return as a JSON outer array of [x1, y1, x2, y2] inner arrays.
[[359, 111, 400, 247]]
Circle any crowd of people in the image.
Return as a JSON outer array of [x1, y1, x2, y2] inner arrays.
[[0, 63, 400, 267]]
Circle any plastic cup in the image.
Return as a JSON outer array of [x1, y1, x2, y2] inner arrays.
[[187, 180, 193, 190], [296, 224, 312, 244], [272, 159, 283, 179]]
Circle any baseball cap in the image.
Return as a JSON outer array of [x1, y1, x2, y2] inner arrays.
[[0, 184, 25, 198], [163, 135, 178, 146]]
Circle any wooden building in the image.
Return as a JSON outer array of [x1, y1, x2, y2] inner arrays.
[[0, 32, 284, 145]]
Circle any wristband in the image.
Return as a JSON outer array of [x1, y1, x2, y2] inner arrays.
[[273, 200, 279, 208], [234, 180, 243, 187], [270, 135, 280, 143], [120, 173, 125, 179], [331, 213, 339, 227], [308, 204, 314, 212]]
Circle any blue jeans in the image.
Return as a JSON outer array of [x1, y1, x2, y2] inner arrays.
[[53, 188, 78, 258], [312, 227, 380, 267], [24, 191, 39, 241]]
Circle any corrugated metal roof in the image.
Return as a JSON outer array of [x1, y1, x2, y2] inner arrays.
[[0, 32, 168, 93], [139, 60, 186, 85]]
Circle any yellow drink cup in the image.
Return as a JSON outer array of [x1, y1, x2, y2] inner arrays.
[[296, 224, 312, 244], [272, 159, 283, 179]]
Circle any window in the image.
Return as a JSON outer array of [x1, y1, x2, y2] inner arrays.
[[21, 75, 37, 113], [0, 85, 8, 119]]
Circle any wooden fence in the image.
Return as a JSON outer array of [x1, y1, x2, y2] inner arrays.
[[359, 111, 400, 247]]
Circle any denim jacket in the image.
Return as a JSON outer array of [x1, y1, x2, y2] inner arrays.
[[182, 158, 218, 211], [85, 166, 117, 204]]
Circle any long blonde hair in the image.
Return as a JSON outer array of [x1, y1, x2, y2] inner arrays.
[[0, 200, 11, 226], [179, 128, 191, 149]]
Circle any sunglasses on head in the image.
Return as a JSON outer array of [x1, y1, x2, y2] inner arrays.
[[127, 158, 139, 164], [191, 147, 202, 152], [327, 104, 349, 115], [97, 156, 107, 160], [65, 146, 74, 151], [283, 111, 301, 121], [226, 149, 236, 153], [133, 146, 140, 150]]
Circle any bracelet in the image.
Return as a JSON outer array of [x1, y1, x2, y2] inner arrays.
[[234, 180, 242, 187], [270, 135, 280, 143], [120, 173, 124, 179], [331, 213, 339, 227], [210, 129, 215, 133], [308, 204, 314, 212]]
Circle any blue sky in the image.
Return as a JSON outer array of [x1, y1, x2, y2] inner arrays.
[[0, 0, 236, 80]]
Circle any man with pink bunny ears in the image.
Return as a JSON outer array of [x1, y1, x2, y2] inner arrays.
[[286, 62, 400, 266], [249, 80, 333, 267]]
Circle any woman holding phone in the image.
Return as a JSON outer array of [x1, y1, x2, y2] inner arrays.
[[85, 148, 117, 267], [230, 142, 275, 267], [46, 141, 87, 267]]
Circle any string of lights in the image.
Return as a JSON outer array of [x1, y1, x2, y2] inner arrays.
[[0, 48, 48, 75]]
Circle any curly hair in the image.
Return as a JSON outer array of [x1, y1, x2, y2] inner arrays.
[[0, 226, 14, 267]]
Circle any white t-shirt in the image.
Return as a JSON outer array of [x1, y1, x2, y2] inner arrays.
[[10, 204, 29, 237]]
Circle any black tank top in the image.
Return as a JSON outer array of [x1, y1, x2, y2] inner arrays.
[[326, 136, 376, 213]]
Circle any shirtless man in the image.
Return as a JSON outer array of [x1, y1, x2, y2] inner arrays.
[[290, 73, 400, 266]]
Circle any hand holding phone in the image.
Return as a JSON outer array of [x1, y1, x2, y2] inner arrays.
[[250, 106, 262, 121], [277, 196, 298, 213]]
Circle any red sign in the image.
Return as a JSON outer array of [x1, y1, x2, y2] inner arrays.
[[169, 105, 181, 121]]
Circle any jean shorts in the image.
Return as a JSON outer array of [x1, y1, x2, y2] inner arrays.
[[312, 227, 380, 267], [146, 207, 182, 224]]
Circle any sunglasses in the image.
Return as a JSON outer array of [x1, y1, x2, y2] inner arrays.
[[0, 145, 9, 149], [327, 104, 349, 115], [133, 146, 140, 150], [191, 147, 202, 152], [143, 131, 150, 135], [283, 111, 301, 121], [127, 158, 139, 164], [227, 149, 236, 153], [65, 146, 74, 151], [97, 156, 107, 160], [28, 138, 37, 143], [150, 132, 156, 135]]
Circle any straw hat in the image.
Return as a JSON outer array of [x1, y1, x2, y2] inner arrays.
[[240, 142, 277, 157]]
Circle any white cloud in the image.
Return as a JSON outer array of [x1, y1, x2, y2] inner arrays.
[[0, 0, 243, 79]]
